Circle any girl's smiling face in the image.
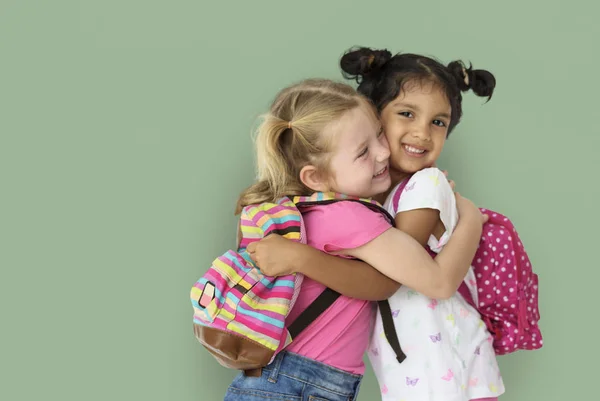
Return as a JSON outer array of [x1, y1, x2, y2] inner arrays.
[[380, 81, 451, 183]]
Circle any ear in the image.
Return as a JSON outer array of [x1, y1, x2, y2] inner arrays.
[[299, 165, 329, 193]]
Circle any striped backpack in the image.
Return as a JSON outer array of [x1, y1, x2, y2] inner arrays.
[[190, 192, 393, 373], [380, 177, 542, 363]]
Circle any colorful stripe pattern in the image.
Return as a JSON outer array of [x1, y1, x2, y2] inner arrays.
[[190, 193, 389, 364]]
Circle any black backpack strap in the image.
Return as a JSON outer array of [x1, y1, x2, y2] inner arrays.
[[288, 287, 341, 338], [243, 287, 341, 378], [378, 300, 406, 364]]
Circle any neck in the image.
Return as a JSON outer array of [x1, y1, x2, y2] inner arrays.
[[374, 166, 412, 204]]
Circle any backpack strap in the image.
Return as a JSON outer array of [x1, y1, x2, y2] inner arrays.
[[378, 299, 407, 363], [377, 178, 412, 364], [391, 177, 411, 212], [243, 288, 340, 378], [288, 287, 341, 338]]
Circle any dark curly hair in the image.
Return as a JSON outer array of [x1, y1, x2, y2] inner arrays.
[[340, 47, 496, 135]]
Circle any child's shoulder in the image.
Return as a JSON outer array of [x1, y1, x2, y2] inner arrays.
[[384, 167, 450, 214]]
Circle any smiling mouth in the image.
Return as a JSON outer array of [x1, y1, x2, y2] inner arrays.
[[373, 166, 388, 177], [403, 144, 427, 156]]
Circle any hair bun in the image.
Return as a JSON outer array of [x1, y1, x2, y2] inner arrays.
[[340, 47, 392, 83], [448, 60, 496, 101]]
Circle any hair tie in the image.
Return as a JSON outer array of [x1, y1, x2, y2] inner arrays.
[[367, 54, 375, 67], [461, 67, 470, 87], [287, 121, 293, 129]]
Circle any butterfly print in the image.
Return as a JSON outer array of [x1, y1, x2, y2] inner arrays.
[[430, 332, 442, 343], [406, 377, 420, 386], [404, 182, 416, 192], [441, 369, 454, 381], [427, 299, 438, 309]]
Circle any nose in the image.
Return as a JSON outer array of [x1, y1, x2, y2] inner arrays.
[[411, 120, 432, 142]]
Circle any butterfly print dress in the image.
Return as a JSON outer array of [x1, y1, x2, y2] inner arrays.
[[369, 168, 504, 401]]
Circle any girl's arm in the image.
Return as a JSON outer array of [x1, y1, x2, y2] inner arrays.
[[247, 235, 401, 301], [341, 193, 484, 299]]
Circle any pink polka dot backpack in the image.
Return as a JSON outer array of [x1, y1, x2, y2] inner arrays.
[[456, 209, 543, 355]]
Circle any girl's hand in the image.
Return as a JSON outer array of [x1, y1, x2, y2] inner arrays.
[[455, 192, 489, 224], [246, 234, 304, 277]]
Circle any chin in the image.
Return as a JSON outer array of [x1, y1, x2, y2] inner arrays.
[[398, 161, 430, 173]]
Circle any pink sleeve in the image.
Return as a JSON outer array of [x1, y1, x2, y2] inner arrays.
[[303, 201, 392, 254]]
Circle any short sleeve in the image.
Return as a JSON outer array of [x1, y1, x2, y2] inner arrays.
[[302, 201, 392, 254], [386, 168, 458, 251]]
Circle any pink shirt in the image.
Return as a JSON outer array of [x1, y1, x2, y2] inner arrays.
[[285, 202, 392, 374]]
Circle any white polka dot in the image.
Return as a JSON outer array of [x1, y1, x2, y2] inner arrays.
[[511, 304, 515, 308], [509, 288, 514, 293]]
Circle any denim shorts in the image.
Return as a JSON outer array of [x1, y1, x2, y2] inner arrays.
[[223, 351, 363, 401]]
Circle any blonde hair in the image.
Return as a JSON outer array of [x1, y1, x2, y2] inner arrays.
[[236, 79, 376, 214]]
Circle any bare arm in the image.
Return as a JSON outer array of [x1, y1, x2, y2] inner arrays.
[[291, 244, 400, 300], [394, 208, 441, 247], [247, 236, 400, 301], [341, 194, 484, 299]]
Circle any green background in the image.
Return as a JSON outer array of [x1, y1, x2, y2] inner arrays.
[[2, 1, 597, 400]]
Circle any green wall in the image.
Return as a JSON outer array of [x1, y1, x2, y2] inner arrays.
[[2, 1, 597, 400]]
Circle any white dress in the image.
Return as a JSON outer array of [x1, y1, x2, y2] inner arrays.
[[368, 168, 505, 401]]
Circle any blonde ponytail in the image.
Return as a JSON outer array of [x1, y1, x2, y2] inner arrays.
[[236, 79, 374, 214]]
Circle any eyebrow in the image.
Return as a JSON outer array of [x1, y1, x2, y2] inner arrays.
[[392, 102, 451, 120]]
